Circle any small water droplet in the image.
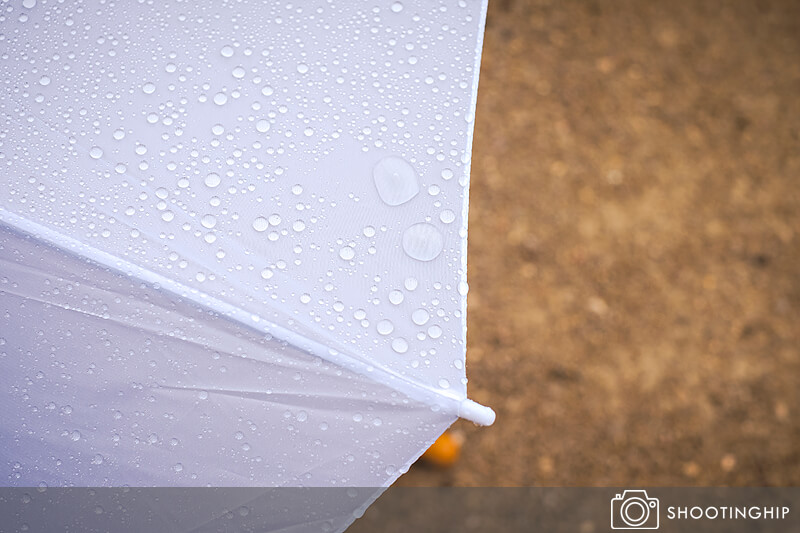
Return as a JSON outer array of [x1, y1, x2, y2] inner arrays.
[[89, 146, 103, 159], [205, 173, 221, 188]]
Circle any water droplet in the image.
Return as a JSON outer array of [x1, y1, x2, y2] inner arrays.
[[440, 209, 456, 224], [412, 309, 429, 325], [404, 277, 419, 291], [438, 378, 450, 389], [201, 214, 217, 229], [339, 246, 355, 260], [256, 119, 271, 133], [297, 63, 309, 74], [363, 226, 376, 237], [377, 319, 394, 335], [261, 268, 274, 279], [173, 463, 184, 473], [428, 325, 443, 339], [253, 217, 269, 232], [441, 168, 454, 180], [391, 2, 404, 13], [89, 146, 103, 159], [304, 127, 315, 137], [142, 82, 155, 94], [39, 75, 50, 86], [391, 338, 409, 354], [388, 290, 404, 305], [213, 92, 228, 106], [373, 156, 419, 206], [458, 281, 469, 296], [205, 173, 221, 188], [70, 430, 81, 441], [220, 45, 234, 58], [402, 223, 444, 261]]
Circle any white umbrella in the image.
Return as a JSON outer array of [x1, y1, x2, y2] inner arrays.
[[1, 0, 493, 528]]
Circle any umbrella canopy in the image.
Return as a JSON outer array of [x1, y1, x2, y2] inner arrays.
[[1, 0, 492, 527]]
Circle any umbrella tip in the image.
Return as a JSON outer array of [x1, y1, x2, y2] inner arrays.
[[458, 399, 496, 426]]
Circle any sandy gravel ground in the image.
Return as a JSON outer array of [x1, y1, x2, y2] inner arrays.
[[400, 0, 800, 487]]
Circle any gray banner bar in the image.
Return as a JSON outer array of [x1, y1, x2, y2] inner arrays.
[[0, 487, 797, 532]]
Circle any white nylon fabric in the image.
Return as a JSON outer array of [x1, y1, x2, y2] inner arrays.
[[0, 0, 489, 506]]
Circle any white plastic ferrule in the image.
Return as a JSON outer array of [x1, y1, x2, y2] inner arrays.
[[458, 399, 496, 426]]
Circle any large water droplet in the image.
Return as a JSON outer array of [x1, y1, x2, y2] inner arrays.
[[339, 246, 355, 260], [89, 147, 103, 159], [373, 156, 419, 206], [402, 223, 443, 261], [377, 319, 394, 335], [391, 338, 409, 354], [388, 290, 404, 305], [412, 309, 430, 326], [213, 92, 228, 106], [440, 209, 456, 224], [253, 217, 269, 232]]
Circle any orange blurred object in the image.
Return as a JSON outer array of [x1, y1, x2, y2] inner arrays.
[[421, 431, 463, 467]]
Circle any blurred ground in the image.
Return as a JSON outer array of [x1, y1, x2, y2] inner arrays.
[[401, 0, 800, 486]]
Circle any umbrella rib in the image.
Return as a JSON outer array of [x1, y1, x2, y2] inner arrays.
[[0, 208, 495, 426]]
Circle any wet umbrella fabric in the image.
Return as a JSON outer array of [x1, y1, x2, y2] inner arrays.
[[0, 0, 492, 530]]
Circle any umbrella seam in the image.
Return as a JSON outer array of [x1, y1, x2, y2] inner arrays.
[[0, 208, 493, 424]]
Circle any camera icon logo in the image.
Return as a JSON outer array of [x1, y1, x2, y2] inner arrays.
[[611, 490, 660, 529]]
